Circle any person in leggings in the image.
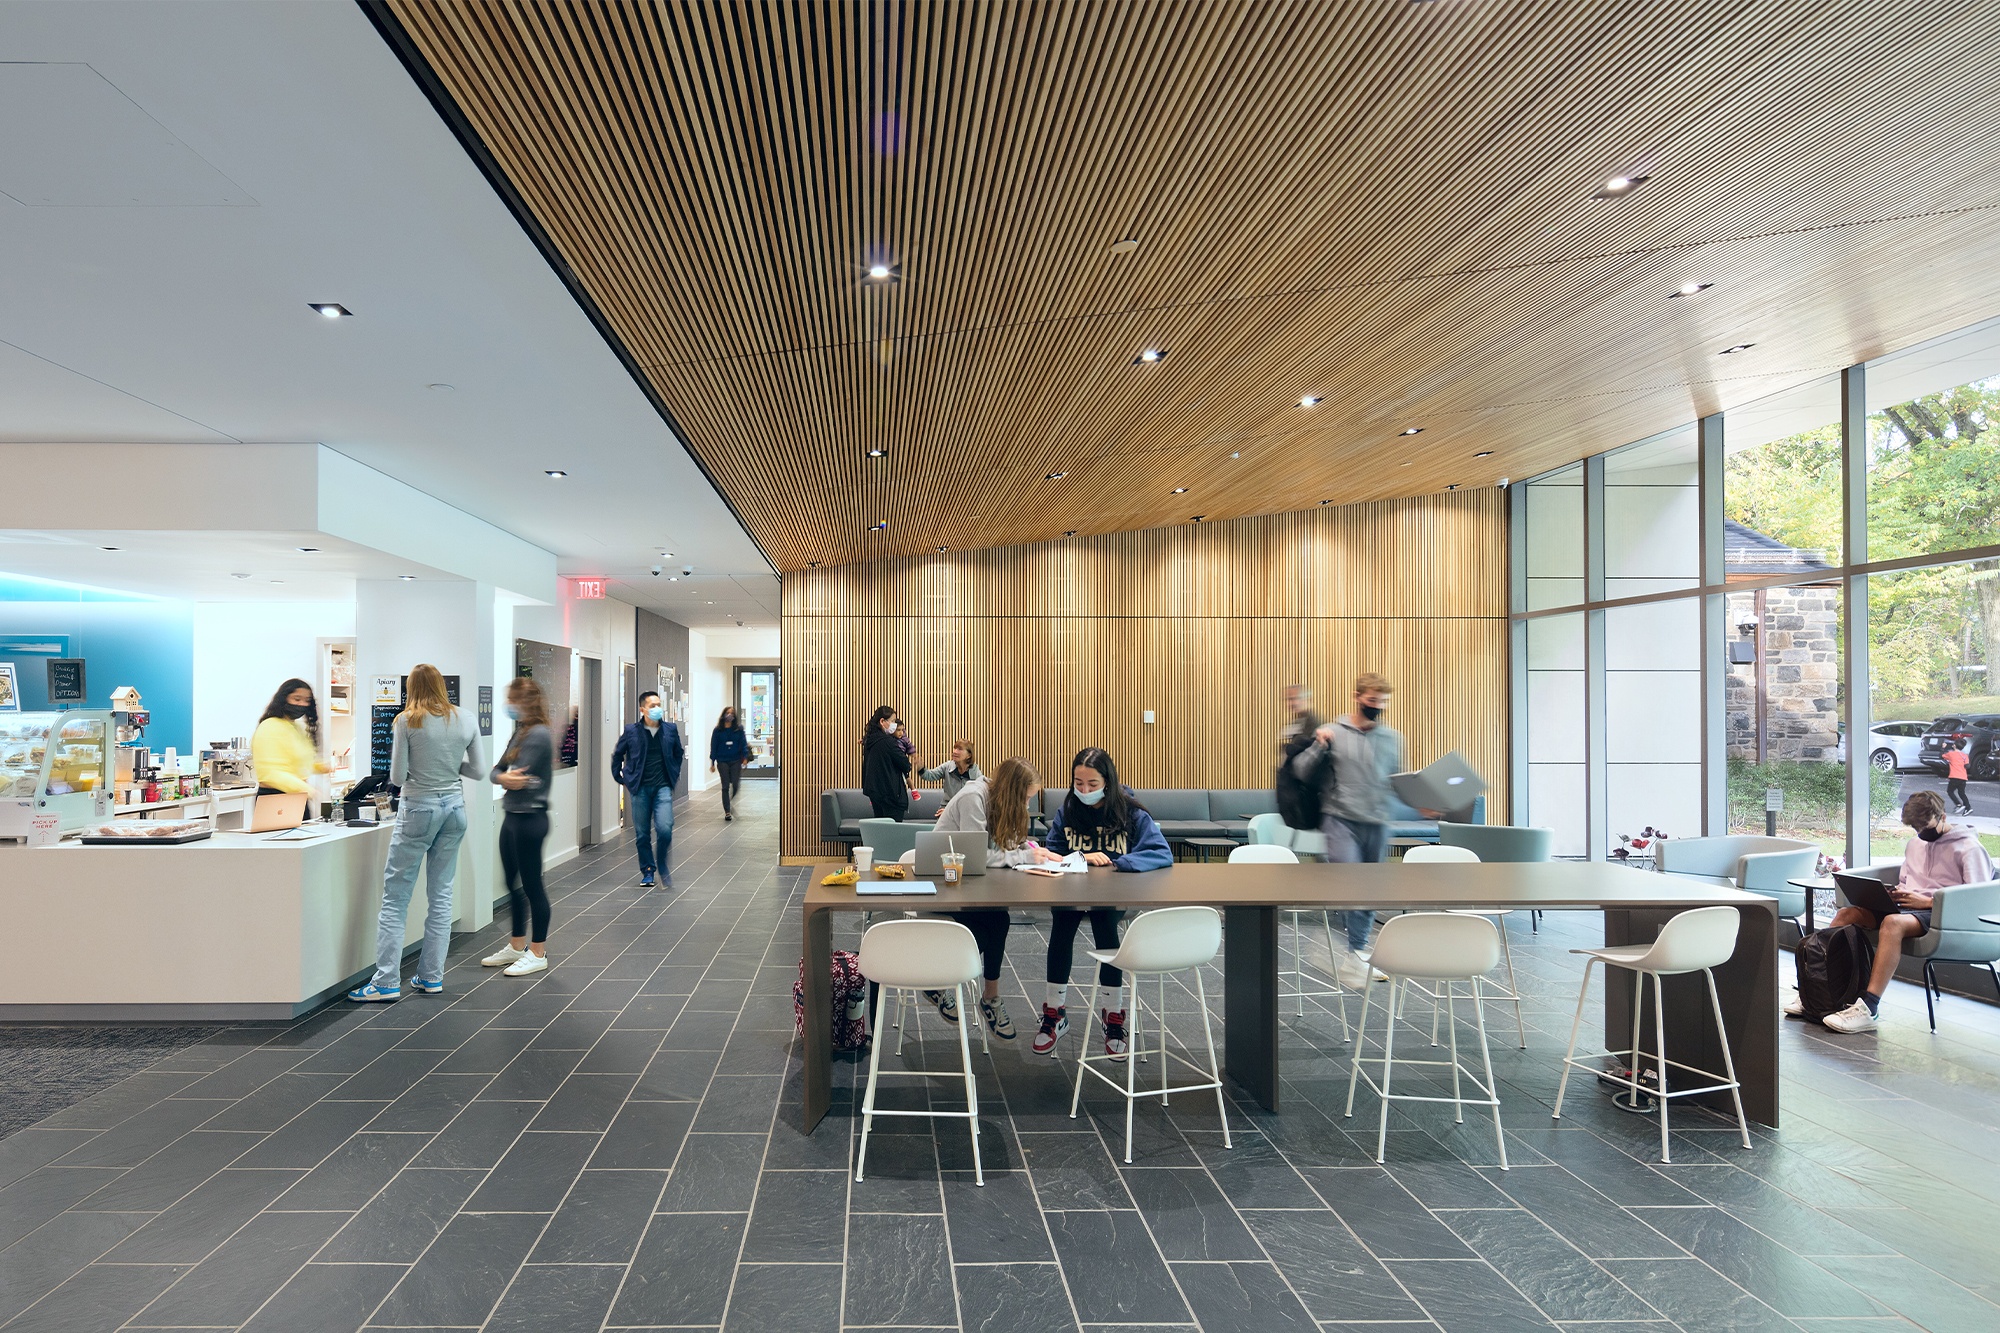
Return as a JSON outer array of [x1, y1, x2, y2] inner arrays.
[[710, 705, 749, 820], [1033, 747, 1173, 1060], [486, 677, 555, 977]]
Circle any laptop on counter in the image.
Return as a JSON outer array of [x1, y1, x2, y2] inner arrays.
[[1390, 750, 1487, 816], [915, 830, 988, 878], [246, 792, 308, 833]]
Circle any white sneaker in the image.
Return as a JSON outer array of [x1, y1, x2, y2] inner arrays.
[[482, 945, 526, 968], [503, 951, 549, 977], [1783, 989, 1805, 1018], [1337, 952, 1373, 990], [1822, 998, 1878, 1034]]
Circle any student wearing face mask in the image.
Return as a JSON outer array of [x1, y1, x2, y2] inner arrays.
[[1812, 790, 1995, 1034], [1033, 747, 1172, 1059], [860, 704, 912, 820], [1294, 671, 1411, 989], [710, 706, 750, 821], [252, 677, 332, 795], [612, 692, 685, 889]]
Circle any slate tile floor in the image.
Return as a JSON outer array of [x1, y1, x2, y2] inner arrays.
[[2, 781, 1998, 1330]]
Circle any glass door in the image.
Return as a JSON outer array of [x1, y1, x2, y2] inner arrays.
[[734, 666, 779, 775]]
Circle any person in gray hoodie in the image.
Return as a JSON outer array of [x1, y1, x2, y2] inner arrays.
[[1820, 789, 1996, 1034]]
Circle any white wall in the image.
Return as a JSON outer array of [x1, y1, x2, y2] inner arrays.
[[511, 590, 636, 846], [192, 601, 354, 751], [684, 626, 779, 788]]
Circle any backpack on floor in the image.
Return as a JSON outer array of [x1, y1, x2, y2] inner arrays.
[[1795, 923, 1875, 1021], [795, 949, 870, 1050]]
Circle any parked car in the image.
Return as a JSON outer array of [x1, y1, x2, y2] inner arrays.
[[1864, 720, 1933, 774], [1919, 714, 2000, 778]]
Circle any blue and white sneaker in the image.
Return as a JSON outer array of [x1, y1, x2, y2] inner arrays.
[[639, 871, 656, 888], [347, 982, 400, 1003], [407, 976, 443, 995]]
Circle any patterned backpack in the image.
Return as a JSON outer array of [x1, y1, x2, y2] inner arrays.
[[794, 949, 871, 1050]]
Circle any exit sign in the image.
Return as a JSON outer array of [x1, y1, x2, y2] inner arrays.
[[573, 578, 606, 600]]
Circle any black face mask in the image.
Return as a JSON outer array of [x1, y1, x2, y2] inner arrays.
[[1917, 826, 1945, 842], [283, 702, 310, 719], [1360, 704, 1385, 722]]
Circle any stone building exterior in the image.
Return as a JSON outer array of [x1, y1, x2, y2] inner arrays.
[[1725, 521, 1840, 762]]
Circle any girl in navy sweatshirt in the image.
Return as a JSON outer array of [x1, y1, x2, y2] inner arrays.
[[1034, 747, 1172, 1059]]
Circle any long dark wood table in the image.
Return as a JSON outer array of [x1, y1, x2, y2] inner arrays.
[[798, 860, 1780, 1132]]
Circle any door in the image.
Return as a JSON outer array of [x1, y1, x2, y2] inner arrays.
[[619, 661, 635, 829], [734, 666, 780, 775], [580, 657, 602, 846]]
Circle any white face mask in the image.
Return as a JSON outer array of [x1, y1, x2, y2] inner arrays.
[[886, 720, 898, 734], [1074, 787, 1105, 807]]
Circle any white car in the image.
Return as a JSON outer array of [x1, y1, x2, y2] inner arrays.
[[1863, 720, 1932, 774]]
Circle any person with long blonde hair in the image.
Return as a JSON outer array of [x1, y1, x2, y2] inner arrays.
[[348, 664, 484, 1002], [485, 677, 557, 975]]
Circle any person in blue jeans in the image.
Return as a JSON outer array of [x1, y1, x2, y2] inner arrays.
[[349, 664, 485, 1002], [613, 690, 684, 889]]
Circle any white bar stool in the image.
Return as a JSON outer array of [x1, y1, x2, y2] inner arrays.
[[1552, 904, 1751, 1163], [1230, 843, 1351, 1039], [1403, 844, 1527, 1048], [1069, 906, 1233, 1164], [854, 918, 987, 1185], [1344, 911, 1508, 1168]]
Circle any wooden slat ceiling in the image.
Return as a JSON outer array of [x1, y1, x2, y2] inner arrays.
[[382, 0, 2000, 571]]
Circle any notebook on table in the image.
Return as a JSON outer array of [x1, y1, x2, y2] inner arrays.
[[855, 880, 939, 896]]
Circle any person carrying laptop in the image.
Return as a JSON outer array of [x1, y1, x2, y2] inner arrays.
[[1815, 790, 1994, 1033]]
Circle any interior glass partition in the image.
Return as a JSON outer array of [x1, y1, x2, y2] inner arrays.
[[1523, 465, 1584, 609], [1524, 611, 1588, 857], [1605, 598, 1703, 855], [1604, 426, 1699, 598]]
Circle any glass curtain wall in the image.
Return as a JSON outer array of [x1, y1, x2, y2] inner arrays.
[[1511, 314, 2000, 870]]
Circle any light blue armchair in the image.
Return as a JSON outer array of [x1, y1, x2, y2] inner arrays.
[[1656, 836, 1820, 938], [1247, 811, 1325, 857], [1837, 863, 2000, 1030]]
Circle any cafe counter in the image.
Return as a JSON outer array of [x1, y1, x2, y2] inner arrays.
[[0, 823, 408, 1020]]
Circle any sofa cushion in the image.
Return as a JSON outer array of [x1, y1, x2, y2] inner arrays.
[[1155, 820, 1228, 841], [1208, 789, 1278, 822], [1133, 789, 1210, 821], [907, 790, 947, 821]]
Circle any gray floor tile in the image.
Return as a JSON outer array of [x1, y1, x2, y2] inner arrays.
[[102, 1166, 306, 1263], [273, 1131, 426, 1210], [590, 1098, 697, 1169], [1241, 1208, 1427, 1322], [530, 1168, 665, 1263], [1306, 1166, 1475, 1259], [1171, 1260, 1320, 1333], [613, 1211, 745, 1325], [239, 1260, 406, 1333], [1384, 1259, 1557, 1332], [1122, 1166, 1263, 1260], [1602, 1257, 1804, 1332], [0, 1210, 151, 1325], [317, 1167, 486, 1263], [485, 1261, 626, 1332], [742, 1169, 847, 1261], [955, 1262, 1080, 1333], [127, 1208, 347, 1326], [1438, 1208, 1662, 1323], [1047, 1210, 1190, 1324], [372, 1210, 547, 1326], [846, 1212, 957, 1325], [655, 1133, 766, 1211], [1, 1259, 191, 1333]]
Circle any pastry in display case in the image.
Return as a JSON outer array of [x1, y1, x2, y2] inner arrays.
[[0, 710, 115, 840]]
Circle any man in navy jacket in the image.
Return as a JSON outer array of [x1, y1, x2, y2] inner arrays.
[[612, 691, 684, 888]]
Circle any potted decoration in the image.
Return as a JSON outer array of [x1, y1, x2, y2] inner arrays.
[[1611, 827, 1670, 869]]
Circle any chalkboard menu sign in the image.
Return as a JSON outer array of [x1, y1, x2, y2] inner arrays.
[[46, 658, 87, 704], [370, 704, 399, 777], [398, 675, 461, 705]]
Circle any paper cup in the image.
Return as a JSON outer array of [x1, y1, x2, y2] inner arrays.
[[854, 845, 874, 873]]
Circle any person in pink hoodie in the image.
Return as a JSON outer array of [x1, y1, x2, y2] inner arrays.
[[1822, 790, 1996, 1033]]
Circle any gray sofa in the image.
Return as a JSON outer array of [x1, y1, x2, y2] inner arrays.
[[820, 786, 1282, 849]]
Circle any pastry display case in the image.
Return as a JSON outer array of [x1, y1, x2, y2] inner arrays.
[[0, 710, 115, 839]]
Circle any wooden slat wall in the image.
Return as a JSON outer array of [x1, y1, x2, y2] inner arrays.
[[780, 489, 1505, 856]]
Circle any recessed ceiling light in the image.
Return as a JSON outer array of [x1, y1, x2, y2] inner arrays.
[[863, 263, 899, 284], [1133, 348, 1167, 365], [399, 575, 416, 581], [1474, 451, 1494, 459], [1400, 427, 1423, 436], [1319, 499, 1332, 505], [1299, 395, 1320, 407], [1719, 343, 1755, 354], [545, 469, 567, 478], [1669, 282, 1712, 298], [668, 575, 678, 581], [707, 600, 714, 604], [935, 545, 949, 553], [427, 382, 453, 390], [865, 448, 888, 458], [99, 545, 121, 551], [1190, 514, 1206, 523], [308, 303, 352, 318], [807, 560, 821, 568], [1171, 486, 1188, 494], [297, 547, 319, 553], [1446, 483, 1460, 490], [872, 521, 888, 530], [269, 579, 284, 584], [230, 572, 251, 579], [1062, 530, 1077, 539], [1046, 471, 1067, 481], [1108, 238, 1140, 256], [1591, 174, 1650, 199]]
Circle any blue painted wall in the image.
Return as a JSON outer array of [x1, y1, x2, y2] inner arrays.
[[0, 574, 195, 754]]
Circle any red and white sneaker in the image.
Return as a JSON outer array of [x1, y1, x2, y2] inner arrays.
[[1032, 1004, 1068, 1056], [1102, 1010, 1129, 1061]]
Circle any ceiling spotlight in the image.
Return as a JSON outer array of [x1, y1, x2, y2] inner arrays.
[[1108, 238, 1140, 256], [308, 303, 353, 318], [1400, 427, 1423, 436], [269, 579, 285, 585], [935, 545, 949, 553], [865, 448, 888, 458], [427, 382, 453, 391], [1062, 530, 1077, 539], [545, 469, 568, 478], [863, 263, 900, 284], [1446, 483, 1461, 490], [1668, 282, 1713, 298], [1046, 471, 1067, 481], [1319, 499, 1332, 505], [99, 545, 121, 551], [1133, 348, 1167, 365], [399, 575, 416, 581], [297, 547, 319, 553], [1190, 514, 1206, 523], [1299, 395, 1320, 407], [1719, 343, 1756, 354], [1170, 486, 1188, 494], [872, 521, 888, 530], [230, 572, 251, 579], [807, 560, 821, 568], [1474, 451, 1494, 459], [668, 575, 678, 581], [659, 551, 673, 558], [1591, 174, 1650, 199]]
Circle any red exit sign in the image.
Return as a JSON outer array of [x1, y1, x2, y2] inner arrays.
[[572, 578, 606, 600]]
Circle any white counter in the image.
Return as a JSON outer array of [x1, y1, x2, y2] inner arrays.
[[0, 823, 412, 1020]]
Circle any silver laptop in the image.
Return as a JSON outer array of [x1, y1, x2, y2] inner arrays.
[[914, 830, 988, 877], [1390, 750, 1487, 816]]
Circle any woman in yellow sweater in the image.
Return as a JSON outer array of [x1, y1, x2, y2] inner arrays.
[[252, 677, 330, 794]]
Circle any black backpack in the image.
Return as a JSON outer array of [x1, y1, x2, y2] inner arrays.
[[1276, 728, 1332, 832], [1795, 924, 1875, 1021]]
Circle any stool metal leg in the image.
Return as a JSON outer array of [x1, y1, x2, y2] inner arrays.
[[1344, 970, 1376, 1119], [1068, 983, 1102, 1120], [954, 980, 984, 1185], [856, 983, 895, 1182], [1194, 969, 1230, 1147], [1375, 977, 1399, 1163], [1470, 976, 1508, 1169], [1551, 958, 1596, 1120], [1653, 970, 1671, 1164], [1704, 967, 1752, 1150], [1445, 979, 1463, 1121], [1499, 919, 1526, 1049], [1123, 977, 1139, 1164]]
